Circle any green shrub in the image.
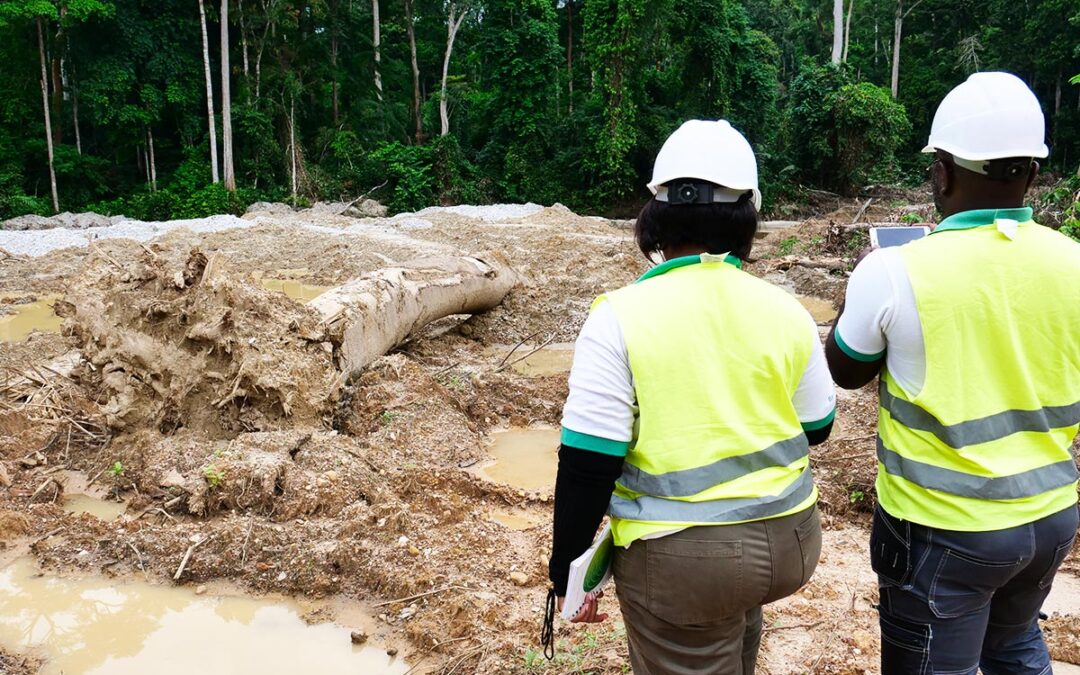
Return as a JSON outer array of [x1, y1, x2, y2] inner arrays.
[[785, 62, 911, 196], [370, 141, 434, 213]]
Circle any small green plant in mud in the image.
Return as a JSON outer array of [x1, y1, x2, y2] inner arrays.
[[849, 489, 866, 504], [900, 212, 922, 224], [108, 462, 124, 478], [437, 373, 468, 391], [777, 236, 799, 256], [202, 464, 225, 489], [379, 410, 401, 426], [523, 624, 628, 673]]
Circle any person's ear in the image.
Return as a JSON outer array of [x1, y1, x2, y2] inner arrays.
[[1024, 161, 1040, 193], [933, 159, 953, 196]]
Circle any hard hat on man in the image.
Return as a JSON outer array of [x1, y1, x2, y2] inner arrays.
[[922, 72, 1049, 163]]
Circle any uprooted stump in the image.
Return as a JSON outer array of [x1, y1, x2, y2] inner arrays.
[[310, 252, 519, 376], [58, 249, 519, 440], [57, 249, 340, 436]]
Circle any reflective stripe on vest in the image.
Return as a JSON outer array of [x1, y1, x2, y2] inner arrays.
[[880, 381, 1080, 448], [610, 463, 815, 523], [602, 255, 819, 547], [618, 433, 809, 497], [876, 218, 1080, 531]]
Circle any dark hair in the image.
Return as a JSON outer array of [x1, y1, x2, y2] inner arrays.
[[634, 194, 758, 261]]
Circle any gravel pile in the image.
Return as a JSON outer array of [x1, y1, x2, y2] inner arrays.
[[0, 215, 254, 257], [406, 203, 544, 222]]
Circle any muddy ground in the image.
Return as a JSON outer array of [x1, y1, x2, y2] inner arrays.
[[0, 192, 1078, 674]]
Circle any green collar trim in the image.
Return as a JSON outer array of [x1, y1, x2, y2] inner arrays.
[[637, 254, 742, 283], [934, 207, 1034, 234]]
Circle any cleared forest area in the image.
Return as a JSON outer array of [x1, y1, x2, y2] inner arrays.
[[1, 191, 1078, 674]]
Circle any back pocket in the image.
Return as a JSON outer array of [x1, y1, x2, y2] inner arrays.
[[1038, 536, 1076, 590], [646, 538, 743, 625], [929, 549, 1022, 619], [870, 508, 913, 587]]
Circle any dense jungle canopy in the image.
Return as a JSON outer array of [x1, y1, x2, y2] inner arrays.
[[0, 0, 1077, 219]]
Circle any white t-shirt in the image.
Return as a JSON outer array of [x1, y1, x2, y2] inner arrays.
[[561, 299, 837, 448], [834, 247, 926, 396]]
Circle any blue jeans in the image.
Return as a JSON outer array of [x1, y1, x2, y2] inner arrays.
[[871, 504, 1079, 675]]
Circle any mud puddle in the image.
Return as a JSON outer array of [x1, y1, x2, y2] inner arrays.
[[61, 494, 126, 521], [490, 510, 545, 531], [475, 428, 560, 491], [796, 295, 837, 323], [258, 278, 329, 302], [0, 558, 408, 675], [489, 343, 575, 377], [0, 295, 62, 342]]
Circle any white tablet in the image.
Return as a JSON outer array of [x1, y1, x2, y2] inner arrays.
[[870, 226, 931, 248]]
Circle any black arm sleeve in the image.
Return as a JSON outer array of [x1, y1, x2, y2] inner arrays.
[[548, 444, 625, 596], [804, 419, 834, 446]]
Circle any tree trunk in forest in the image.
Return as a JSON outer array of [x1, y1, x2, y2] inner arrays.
[[331, 25, 340, 124], [843, 0, 854, 62], [566, 0, 573, 113], [890, 1, 902, 98], [372, 0, 383, 103], [37, 18, 59, 214], [50, 9, 65, 147], [310, 252, 519, 375], [73, 86, 82, 155], [221, 0, 236, 191], [289, 94, 298, 200], [147, 127, 157, 192], [239, 2, 250, 79], [405, 0, 422, 143], [440, 3, 467, 136], [199, 0, 220, 184], [891, 0, 923, 99], [831, 0, 843, 64]]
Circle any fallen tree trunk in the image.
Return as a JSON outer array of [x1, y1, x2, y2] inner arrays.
[[311, 252, 519, 375]]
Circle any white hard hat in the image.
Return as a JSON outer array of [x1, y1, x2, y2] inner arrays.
[[922, 72, 1049, 161], [648, 119, 761, 211]]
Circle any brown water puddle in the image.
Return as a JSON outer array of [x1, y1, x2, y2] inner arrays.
[[475, 428, 560, 491], [488, 343, 575, 377], [796, 295, 837, 323], [258, 278, 329, 302], [62, 494, 126, 521], [0, 295, 63, 342], [490, 510, 544, 531], [0, 558, 409, 675]]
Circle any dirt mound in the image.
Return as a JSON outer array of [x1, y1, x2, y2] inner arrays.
[[57, 248, 340, 438]]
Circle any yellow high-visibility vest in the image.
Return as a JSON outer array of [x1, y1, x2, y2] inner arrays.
[[877, 210, 1080, 531], [602, 254, 819, 547]]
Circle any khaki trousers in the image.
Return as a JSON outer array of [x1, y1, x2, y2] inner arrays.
[[612, 504, 822, 675]]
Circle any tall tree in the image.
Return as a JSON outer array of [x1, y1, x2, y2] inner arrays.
[[372, 0, 383, 102], [439, 2, 467, 136], [38, 16, 59, 212], [404, 0, 421, 142], [831, 0, 843, 64], [220, 0, 235, 190], [891, 0, 925, 98], [199, 0, 220, 183]]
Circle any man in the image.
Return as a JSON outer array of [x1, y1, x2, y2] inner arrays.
[[826, 71, 1080, 674]]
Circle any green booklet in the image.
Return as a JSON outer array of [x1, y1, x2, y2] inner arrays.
[[560, 523, 614, 620]]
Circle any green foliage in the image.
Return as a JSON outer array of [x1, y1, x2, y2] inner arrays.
[[108, 461, 124, 478], [370, 141, 433, 214], [0, 0, 1075, 221], [786, 63, 910, 195], [901, 212, 922, 224], [202, 463, 225, 489]]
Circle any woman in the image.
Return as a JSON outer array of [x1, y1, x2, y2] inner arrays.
[[545, 120, 836, 674]]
